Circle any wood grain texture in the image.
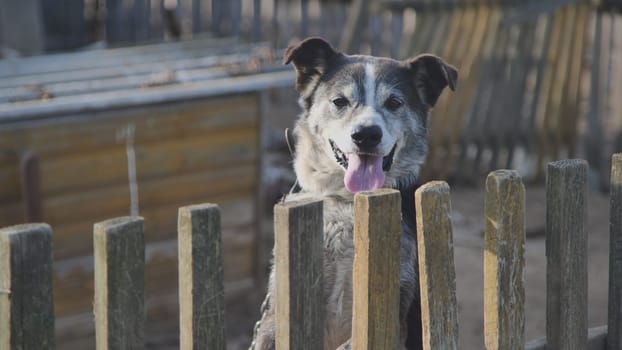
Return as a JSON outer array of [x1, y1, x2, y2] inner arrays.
[[94, 217, 145, 350], [178, 204, 225, 350], [415, 182, 459, 350], [546, 159, 588, 349], [43, 163, 256, 229], [609, 153, 622, 350], [0, 95, 258, 202], [352, 189, 401, 350], [51, 191, 254, 260], [526, 325, 608, 350], [274, 198, 324, 350], [0, 223, 54, 350], [484, 170, 525, 349]]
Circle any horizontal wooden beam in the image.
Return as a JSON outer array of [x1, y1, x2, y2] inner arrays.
[[0, 70, 294, 127]]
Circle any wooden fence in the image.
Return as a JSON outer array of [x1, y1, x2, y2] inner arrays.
[[2, 0, 621, 185], [1, 153, 621, 349]]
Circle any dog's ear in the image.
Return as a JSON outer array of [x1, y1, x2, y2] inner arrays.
[[406, 54, 457, 108], [284, 37, 340, 93]]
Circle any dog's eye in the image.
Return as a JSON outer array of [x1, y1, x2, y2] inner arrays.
[[332, 97, 350, 109], [384, 96, 403, 111]]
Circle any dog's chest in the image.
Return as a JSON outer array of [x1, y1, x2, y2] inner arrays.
[[322, 201, 356, 349]]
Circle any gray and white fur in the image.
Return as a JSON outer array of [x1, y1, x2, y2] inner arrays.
[[251, 37, 457, 350]]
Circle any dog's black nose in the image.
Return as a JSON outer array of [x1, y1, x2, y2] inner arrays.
[[351, 125, 382, 149]]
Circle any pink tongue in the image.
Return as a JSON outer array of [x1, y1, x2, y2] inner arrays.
[[344, 153, 385, 193]]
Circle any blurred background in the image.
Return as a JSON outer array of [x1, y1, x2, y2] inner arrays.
[[0, 0, 621, 349]]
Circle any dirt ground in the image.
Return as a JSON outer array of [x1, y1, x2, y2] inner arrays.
[[214, 88, 613, 350]]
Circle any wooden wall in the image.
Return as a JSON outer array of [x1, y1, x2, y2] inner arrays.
[[0, 94, 261, 348]]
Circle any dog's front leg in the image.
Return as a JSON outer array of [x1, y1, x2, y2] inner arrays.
[[252, 311, 275, 350], [251, 291, 276, 350]]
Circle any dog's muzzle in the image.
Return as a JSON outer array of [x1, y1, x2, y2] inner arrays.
[[329, 140, 396, 172]]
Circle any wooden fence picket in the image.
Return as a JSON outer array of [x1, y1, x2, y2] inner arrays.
[[484, 170, 526, 349], [178, 204, 226, 350], [415, 182, 459, 350], [546, 159, 588, 349], [351, 189, 402, 350], [274, 199, 324, 350], [0, 223, 54, 349], [93, 217, 145, 350], [1, 154, 621, 349], [608, 153, 622, 350]]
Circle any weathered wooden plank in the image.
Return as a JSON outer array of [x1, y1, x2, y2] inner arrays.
[[274, 198, 324, 350], [42, 163, 255, 228], [192, 0, 201, 33], [352, 189, 401, 350], [546, 159, 588, 349], [609, 153, 622, 350], [415, 182, 458, 350], [54, 277, 256, 350], [586, 12, 605, 187], [253, 0, 262, 41], [0, 0, 44, 55], [0, 37, 239, 78], [526, 325, 608, 350], [0, 203, 21, 228], [0, 106, 257, 202], [54, 227, 254, 318], [37, 126, 256, 196], [51, 192, 255, 260], [0, 95, 258, 157], [441, 4, 493, 180], [0, 71, 293, 125], [0, 223, 54, 349], [19, 151, 43, 222], [484, 170, 525, 350], [339, 0, 370, 53], [178, 204, 225, 350], [559, 5, 589, 158], [0, 46, 279, 90], [94, 217, 145, 349]]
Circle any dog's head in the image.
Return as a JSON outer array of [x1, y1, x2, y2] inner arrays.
[[286, 37, 457, 194]]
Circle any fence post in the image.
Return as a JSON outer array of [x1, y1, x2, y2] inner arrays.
[[415, 182, 459, 350], [178, 204, 225, 350], [351, 189, 401, 350], [484, 170, 526, 349], [94, 217, 145, 350], [546, 159, 588, 349], [608, 153, 622, 350], [274, 198, 324, 350], [0, 224, 54, 349]]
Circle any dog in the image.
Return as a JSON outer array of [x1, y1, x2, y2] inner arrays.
[[251, 37, 457, 350]]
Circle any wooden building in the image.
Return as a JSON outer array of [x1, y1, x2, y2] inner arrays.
[[0, 37, 292, 348]]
